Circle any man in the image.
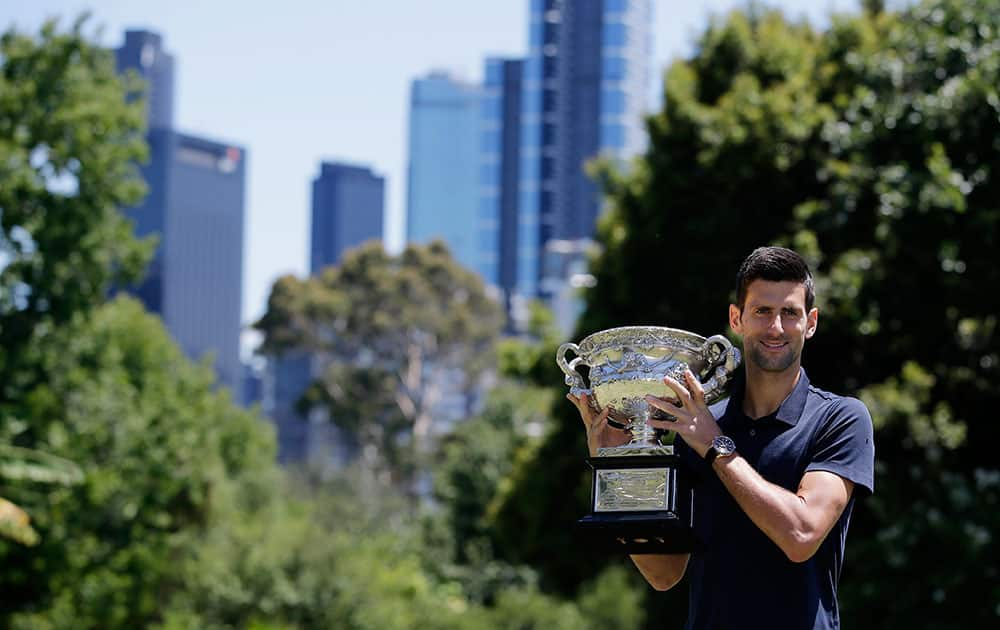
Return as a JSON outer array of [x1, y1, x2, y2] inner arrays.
[[568, 247, 874, 629]]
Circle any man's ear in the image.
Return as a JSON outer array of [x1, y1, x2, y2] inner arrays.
[[805, 307, 819, 339], [729, 304, 743, 335]]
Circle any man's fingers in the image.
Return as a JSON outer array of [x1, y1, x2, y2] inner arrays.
[[648, 417, 679, 431], [649, 417, 694, 434], [661, 374, 693, 406], [684, 369, 706, 404], [566, 393, 583, 412], [644, 394, 679, 414], [589, 406, 612, 431]]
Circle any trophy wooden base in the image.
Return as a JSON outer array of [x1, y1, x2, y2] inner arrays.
[[575, 455, 703, 554]]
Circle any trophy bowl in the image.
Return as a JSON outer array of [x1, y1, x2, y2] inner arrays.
[[557, 326, 741, 456]]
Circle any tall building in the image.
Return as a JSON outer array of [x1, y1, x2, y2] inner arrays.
[[266, 161, 385, 463], [406, 72, 483, 272], [114, 29, 175, 130], [516, 0, 651, 302], [162, 133, 246, 390], [115, 31, 246, 392], [478, 58, 524, 321], [115, 31, 176, 314], [266, 352, 314, 463], [311, 162, 385, 272]]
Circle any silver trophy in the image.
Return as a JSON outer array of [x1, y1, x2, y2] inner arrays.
[[557, 326, 740, 551]]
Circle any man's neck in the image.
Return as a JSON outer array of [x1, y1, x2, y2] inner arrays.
[[742, 364, 802, 420]]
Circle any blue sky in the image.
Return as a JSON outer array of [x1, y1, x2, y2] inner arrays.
[[4, 0, 863, 335]]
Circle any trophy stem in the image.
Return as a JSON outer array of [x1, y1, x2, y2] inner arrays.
[[628, 399, 657, 446], [598, 399, 673, 456]]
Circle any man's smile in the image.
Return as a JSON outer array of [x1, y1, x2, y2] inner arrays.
[[761, 339, 788, 350]]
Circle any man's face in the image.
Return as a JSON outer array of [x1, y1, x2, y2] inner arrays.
[[729, 280, 818, 374]]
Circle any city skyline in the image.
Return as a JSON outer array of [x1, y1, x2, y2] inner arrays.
[[3, 0, 862, 336]]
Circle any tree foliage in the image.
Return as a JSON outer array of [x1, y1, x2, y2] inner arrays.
[[0, 298, 276, 628], [0, 444, 82, 546], [256, 240, 505, 481], [492, 1, 1000, 627], [0, 18, 152, 421]]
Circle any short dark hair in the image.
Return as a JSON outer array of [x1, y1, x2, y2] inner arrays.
[[735, 247, 815, 311]]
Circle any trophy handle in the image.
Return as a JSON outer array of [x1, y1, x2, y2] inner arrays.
[[556, 342, 590, 396], [699, 335, 741, 402]]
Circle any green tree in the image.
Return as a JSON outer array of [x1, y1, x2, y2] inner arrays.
[[0, 444, 82, 546], [426, 385, 551, 601], [492, 1, 1000, 628], [0, 18, 152, 425], [256, 240, 505, 485], [784, 1, 1000, 624], [0, 298, 277, 629]]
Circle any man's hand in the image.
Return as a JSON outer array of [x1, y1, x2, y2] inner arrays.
[[566, 392, 630, 457], [645, 369, 723, 458]]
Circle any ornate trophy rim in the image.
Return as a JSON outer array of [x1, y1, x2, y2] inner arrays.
[[576, 325, 708, 355]]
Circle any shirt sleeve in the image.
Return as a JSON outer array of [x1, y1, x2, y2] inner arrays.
[[805, 396, 875, 496]]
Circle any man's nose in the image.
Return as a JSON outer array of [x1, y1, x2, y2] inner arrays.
[[767, 314, 784, 333]]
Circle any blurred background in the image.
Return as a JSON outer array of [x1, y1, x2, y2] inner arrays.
[[1, 0, 997, 628]]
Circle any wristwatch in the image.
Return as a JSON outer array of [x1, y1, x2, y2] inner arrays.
[[705, 435, 736, 465]]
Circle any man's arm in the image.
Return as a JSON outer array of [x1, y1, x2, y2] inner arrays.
[[567, 392, 691, 590], [712, 458, 853, 562], [631, 553, 690, 590], [646, 371, 854, 563]]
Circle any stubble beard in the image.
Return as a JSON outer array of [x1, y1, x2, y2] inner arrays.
[[746, 339, 800, 373]]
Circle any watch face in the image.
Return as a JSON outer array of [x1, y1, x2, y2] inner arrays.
[[713, 436, 736, 456]]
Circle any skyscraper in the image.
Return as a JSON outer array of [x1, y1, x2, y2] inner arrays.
[[115, 31, 175, 314], [162, 133, 246, 391], [406, 72, 483, 272], [516, 0, 651, 301], [114, 30, 175, 130], [479, 58, 524, 322], [267, 161, 385, 463], [311, 162, 385, 273], [115, 30, 246, 393]]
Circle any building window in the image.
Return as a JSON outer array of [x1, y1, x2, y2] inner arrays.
[[601, 89, 626, 115], [600, 123, 626, 149], [603, 56, 627, 80], [603, 21, 628, 48]]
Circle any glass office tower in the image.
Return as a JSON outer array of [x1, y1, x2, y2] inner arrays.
[[516, 0, 651, 302], [310, 162, 385, 273], [479, 57, 525, 325], [163, 133, 246, 391], [115, 30, 246, 393], [406, 72, 483, 272], [114, 29, 175, 130]]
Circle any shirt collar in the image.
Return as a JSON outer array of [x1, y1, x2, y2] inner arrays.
[[775, 367, 810, 425], [722, 367, 810, 426]]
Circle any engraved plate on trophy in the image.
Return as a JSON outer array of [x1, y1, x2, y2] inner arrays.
[[595, 467, 671, 512]]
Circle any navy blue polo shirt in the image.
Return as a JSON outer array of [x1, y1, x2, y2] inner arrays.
[[678, 368, 875, 630]]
